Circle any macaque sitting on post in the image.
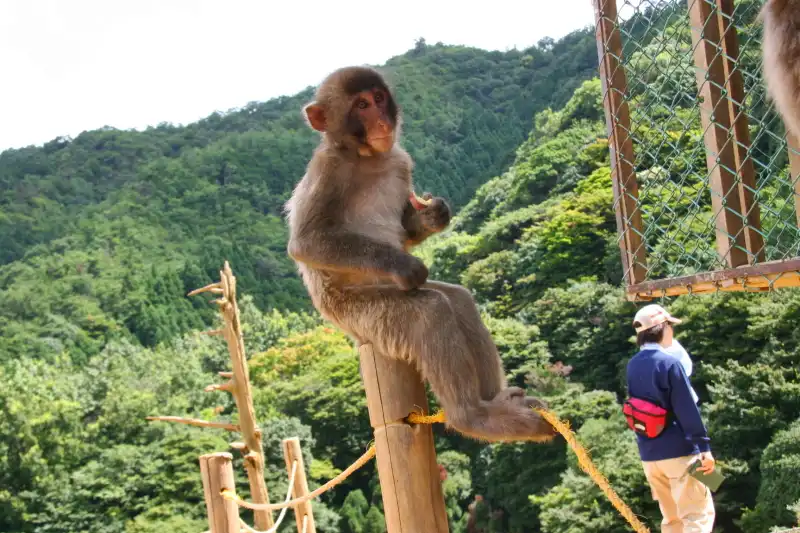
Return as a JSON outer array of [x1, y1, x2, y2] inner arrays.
[[285, 65, 554, 443]]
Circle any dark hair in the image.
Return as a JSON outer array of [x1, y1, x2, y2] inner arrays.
[[635, 322, 668, 347]]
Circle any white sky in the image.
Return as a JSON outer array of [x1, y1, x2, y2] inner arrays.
[[0, 0, 596, 151]]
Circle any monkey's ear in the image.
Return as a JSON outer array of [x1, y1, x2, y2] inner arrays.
[[303, 103, 327, 132]]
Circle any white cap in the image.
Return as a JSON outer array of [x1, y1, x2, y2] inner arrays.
[[633, 304, 682, 333]]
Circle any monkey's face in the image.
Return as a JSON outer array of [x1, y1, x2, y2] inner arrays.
[[304, 66, 400, 156], [348, 87, 396, 153]]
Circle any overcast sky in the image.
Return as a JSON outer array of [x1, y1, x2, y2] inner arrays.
[[0, 0, 597, 151]]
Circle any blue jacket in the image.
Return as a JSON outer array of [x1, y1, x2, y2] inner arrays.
[[626, 346, 711, 461]]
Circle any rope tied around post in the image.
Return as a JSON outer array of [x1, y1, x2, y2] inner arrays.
[[239, 460, 299, 533], [221, 445, 377, 511], [221, 408, 650, 533]]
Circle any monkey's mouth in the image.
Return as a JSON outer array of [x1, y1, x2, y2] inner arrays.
[[367, 135, 394, 152]]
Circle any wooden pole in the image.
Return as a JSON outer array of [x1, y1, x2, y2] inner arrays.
[[219, 263, 273, 529], [358, 343, 449, 533], [199, 453, 239, 533], [282, 437, 317, 533], [716, 0, 765, 263], [593, 0, 648, 285], [190, 262, 275, 529], [687, 0, 750, 267]]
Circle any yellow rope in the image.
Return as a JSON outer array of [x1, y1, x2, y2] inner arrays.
[[407, 410, 446, 424], [222, 407, 649, 533], [534, 408, 650, 533], [222, 445, 376, 511]]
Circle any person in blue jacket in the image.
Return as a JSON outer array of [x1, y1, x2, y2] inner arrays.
[[627, 304, 715, 533]]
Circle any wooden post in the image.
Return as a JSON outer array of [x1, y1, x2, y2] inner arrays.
[[716, 0, 765, 263], [213, 263, 274, 529], [199, 453, 239, 533], [282, 437, 317, 533], [593, 0, 648, 286], [358, 343, 449, 533], [688, 0, 750, 268], [789, 134, 800, 228]]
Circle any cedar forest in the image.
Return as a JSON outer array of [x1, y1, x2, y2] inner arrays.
[[2, 1, 800, 532]]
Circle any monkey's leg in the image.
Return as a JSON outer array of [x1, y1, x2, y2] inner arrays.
[[424, 282, 548, 411], [423, 281, 506, 400], [337, 285, 554, 442]]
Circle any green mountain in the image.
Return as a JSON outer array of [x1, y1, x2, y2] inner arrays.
[[2, 5, 800, 533], [0, 34, 599, 363]]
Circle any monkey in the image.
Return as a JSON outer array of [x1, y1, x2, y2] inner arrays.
[[284, 65, 555, 444], [760, 0, 800, 141]]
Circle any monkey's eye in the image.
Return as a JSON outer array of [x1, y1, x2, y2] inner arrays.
[[374, 92, 384, 103], [357, 99, 369, 109]]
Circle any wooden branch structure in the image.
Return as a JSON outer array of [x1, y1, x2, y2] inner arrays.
[[283, 437, 317, 533], [191, 262, 276, 529], [359, 343, 449, 533], [200, 453, 240, 533], [146, 416, 239, 432], [149, 262, 322, 533]]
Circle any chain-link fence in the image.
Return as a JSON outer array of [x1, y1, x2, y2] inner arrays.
[[593, 0, 800, 300]]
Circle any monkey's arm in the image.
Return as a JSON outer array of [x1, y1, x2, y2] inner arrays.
[[402, 196, 451, 248], [288, 229, 428, 289]]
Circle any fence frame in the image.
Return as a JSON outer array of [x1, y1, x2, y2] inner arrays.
[[592, 0, 800, 301]]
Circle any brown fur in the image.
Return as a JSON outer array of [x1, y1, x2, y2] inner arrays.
[[761, 0, 800, 139], [285, 66, 555, 443]]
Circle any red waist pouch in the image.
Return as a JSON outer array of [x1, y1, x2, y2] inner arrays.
[[623, 397, 668, 438]]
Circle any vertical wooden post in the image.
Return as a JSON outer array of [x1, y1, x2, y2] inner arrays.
[[282, 437, 317, 533], [688, 0, 750, 267], [790, 134, 800, 228], [216, 262, 274, 529], [593, 0, 648, 286], [716, 0, 765, 262], [199, 453, 239, 533], [358, 343, 449, 533]]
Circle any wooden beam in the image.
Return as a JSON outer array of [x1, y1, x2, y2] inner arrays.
[[789, 134, 800, 228], [687, 0, 750, 267], [199, 453, 239, 533], [626, 258, 800, 300], [716, 0, 765, 263], [358, 343, 449, 533], [282, 438, 317, 533], [593, 0, 648, 285]]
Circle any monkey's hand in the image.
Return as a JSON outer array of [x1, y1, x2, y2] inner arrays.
[[390, 253, 429, 291], [415, 192, 451, 232]]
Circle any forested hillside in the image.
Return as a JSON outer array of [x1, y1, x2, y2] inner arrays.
[[2, 2, 800, 533], [0, 34, 598, 363]]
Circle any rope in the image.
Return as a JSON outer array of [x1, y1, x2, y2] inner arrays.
[[223, 407, 649, 533], [222, 444, 376, 511], [407, 410, 446, 424], [534, 408, 650, 533], [239, 460, 299, 533]]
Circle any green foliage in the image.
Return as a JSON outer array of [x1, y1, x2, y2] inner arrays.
[[439, 450, 473, 531], [741, 420, 800, 533], [522, 281, 637, 395]]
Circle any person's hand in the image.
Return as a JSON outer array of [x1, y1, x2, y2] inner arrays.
[[696, 452, 715, 474]]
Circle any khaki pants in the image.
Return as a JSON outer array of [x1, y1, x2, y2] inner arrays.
[[642, 455, 715, 533]]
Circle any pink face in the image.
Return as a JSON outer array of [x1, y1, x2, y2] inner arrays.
[[351, 88, 395, 152]]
